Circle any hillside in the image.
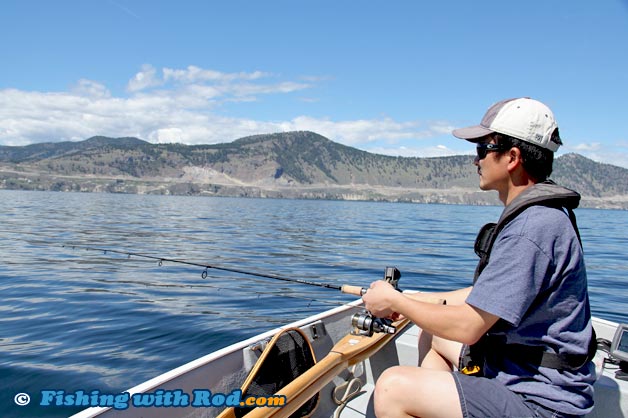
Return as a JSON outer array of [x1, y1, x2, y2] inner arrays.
[[1, 131, 627, 209]]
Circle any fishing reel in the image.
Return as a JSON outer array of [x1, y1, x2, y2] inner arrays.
[[351, 311, 397, 336], [351, 266, 401, 336]]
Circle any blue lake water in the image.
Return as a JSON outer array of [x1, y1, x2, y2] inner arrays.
[[1, 190, 626, 417]]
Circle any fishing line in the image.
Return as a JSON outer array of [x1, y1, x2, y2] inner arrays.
[[93, 272, 357, 309], [64, 244, 344, 291], [80, 252, 361, 313], [4, 232, 381, 299]]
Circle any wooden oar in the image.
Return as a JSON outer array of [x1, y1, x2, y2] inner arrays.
[[240, 292, 445, 418], [216, 314, 409, 418], [217, 279, 443, 418], [216, 326, 318, 418], [241, 315, 412, 418], [216, 285, 376, 418]]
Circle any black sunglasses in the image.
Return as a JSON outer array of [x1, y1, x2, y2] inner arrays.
[[476, 143, 505, 160]]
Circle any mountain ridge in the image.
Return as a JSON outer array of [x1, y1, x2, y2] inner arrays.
[[1, 131, 627, 209]]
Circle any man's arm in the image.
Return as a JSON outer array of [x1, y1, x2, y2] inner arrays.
[[363, 281, 498, 345], [406, 286, 472, 306]]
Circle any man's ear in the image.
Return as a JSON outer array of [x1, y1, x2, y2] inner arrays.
[[507, 147, 523, 171]]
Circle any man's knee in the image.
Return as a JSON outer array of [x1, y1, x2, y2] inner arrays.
[[373, 366, 406, 416], [374, 366, 402, 400], [374, 367, 462, 418]]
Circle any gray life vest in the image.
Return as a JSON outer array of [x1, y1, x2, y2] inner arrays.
[[460, 181, 595, 376], [473, 180, 582, 283]]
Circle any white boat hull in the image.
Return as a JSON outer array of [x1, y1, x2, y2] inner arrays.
[[71, 299, 627, 418]]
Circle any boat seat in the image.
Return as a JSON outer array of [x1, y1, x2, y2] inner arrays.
[[338, 324, 628, 418]]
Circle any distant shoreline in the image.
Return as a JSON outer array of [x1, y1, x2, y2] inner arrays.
[[3, 132, 628, 210], [2, 172, 626, 210]]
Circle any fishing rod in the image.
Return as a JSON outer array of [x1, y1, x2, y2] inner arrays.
[[66, 244, 410, 335], [63, 244, 376, 296]]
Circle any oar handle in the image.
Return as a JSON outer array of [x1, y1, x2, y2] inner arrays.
[[340, 284, 366, 296]]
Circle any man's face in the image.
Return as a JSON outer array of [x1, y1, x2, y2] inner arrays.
[[474, 136, 509, 192]]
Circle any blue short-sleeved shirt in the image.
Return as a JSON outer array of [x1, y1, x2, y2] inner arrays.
[[466, 205, 595, 416]]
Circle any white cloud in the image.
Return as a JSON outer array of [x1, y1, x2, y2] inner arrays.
[[366, 144, 467, 158], [282, 116, 455, 147], [577, 151, 628, 169], [569, 142, 602, 152], [127, 64, 163, 92], [163, 66, 269, 84], [0, 64, 456, 154], [71, 79, 111, 98], [559, 141, 628, 169], [149, 128, 184, 143]]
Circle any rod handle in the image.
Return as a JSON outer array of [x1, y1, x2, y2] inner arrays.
[[341, 285, 366, 296]]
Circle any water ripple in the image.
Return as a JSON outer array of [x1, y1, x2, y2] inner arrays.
[[0, 190, 626, 417]]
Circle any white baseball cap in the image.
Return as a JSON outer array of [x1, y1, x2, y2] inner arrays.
[[452, 98, 562, 152]]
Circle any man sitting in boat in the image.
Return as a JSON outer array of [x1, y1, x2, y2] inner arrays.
[[363, 98, 596, 418]]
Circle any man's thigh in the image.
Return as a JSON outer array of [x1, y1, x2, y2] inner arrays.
[[452, 372, 550, 418], [432, 336, 463, 367]]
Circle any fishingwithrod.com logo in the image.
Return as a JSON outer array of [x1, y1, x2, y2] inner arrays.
[[14, 389, 286, 409]]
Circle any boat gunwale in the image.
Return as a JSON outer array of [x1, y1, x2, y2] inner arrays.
[[70, 299, 364, 418]]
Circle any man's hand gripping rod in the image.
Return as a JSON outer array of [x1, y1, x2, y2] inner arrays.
[[341, 267, 401, 336], [340, 266, 400, 297]]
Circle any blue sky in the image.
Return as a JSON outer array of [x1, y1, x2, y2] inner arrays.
[[1, 1, 627, 167]]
